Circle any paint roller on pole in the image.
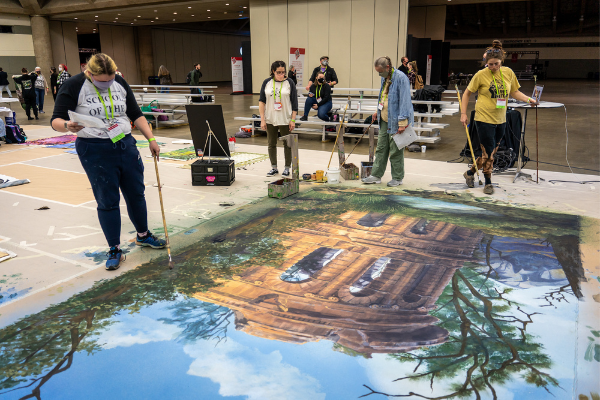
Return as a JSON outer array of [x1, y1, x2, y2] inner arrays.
[[455, 84, 483, 186]]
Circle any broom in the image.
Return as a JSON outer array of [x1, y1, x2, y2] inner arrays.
[[153, 153, 174, 270], [327, 97, 350, 170]]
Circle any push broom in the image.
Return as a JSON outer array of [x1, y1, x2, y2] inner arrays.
[[455, 84, 483, 186]]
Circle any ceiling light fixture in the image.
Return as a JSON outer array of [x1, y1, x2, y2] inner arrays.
[[188, 6, 191, 8], [95, 15, 98, 17], [207, 9, 210, 11], [173, 19, 176, 21], [208, 16, 211, 18], [243, 6, 247, 8], [118, 13, 121, 15], [191, 14, 194, 16], [151, 21, 154, 22], [137, 15, 141, 17], [173, 12, 177, 14], [115, 17, 118, 19]]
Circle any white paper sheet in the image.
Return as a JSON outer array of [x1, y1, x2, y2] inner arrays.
[[392, 125, 418, 149], [68, 110, 106, 129]]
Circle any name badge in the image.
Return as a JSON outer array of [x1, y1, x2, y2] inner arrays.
[[317, 97, 322, 103], [378, 103, 384, 110], [107, 123, 125, 143], [274, 102, 283, 111], [496, 98, 507, 108]]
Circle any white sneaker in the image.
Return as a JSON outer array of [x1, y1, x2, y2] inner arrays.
[[362, 175, 381, 184], [387, 179, 403, 187]]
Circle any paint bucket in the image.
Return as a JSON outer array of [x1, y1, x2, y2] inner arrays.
[[316, 170, 324, 182], [327, 167, 340, 184]]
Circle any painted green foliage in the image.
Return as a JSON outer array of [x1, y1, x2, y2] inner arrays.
[[0, 188, 585, 398], [362, 267, 559, 399]]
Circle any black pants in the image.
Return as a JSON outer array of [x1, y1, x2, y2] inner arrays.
[[76, 134, 148, 246], [24, 95, 38, 118], [469, 121, 506, 177]]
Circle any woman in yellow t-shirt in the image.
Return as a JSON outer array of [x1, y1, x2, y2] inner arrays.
[[460, 40, 538, 195]]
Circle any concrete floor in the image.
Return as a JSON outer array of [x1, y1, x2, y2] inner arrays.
[[5, 79, 599, 175]]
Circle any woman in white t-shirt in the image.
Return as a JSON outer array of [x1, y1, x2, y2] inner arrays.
[[259, 61, 298, 177], [51, 53, 166, 271]]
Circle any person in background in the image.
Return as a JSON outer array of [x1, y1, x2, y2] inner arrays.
[[306, 56, 338, 91], [51, 53, 166, 271], [157, 65, 172, 93], [460, 40, 538, 195], [259, 60, 298, 178], [13, 68, 38, 120], [288, 65, 297, 85], [34, 67, 49, 114], [398, 57, 409, 75], [190, 63, 203, 102], [411, 61, 424, 90], [56, 64, 71, 93], [299, 72, 332, 122], [362, 56, 413, 187], [50, 67, 58, 101], [0, 67, 11, 98], [408, 61, 417, 89]]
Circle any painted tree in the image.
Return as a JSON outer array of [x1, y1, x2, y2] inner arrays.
[[361, 266, 562, 399]]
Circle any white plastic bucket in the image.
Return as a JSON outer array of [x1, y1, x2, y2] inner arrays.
[[327, 167, 340, 184]]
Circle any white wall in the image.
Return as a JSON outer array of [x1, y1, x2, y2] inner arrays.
[[250, 0, 410, 93], [152, 28, 246, 83]]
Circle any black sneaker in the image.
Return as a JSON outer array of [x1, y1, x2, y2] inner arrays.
[[267, 168, 279, 177], [299, 116, 308, 121], [282, 168, 290, 177], [27, 117, 34, 120]]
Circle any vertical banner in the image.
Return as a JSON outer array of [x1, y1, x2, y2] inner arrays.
[[426, 55, 432, 86], [231, 57, 244, 93], [289, 47, 305, 86]]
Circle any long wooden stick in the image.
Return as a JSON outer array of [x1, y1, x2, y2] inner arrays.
[[534, 75, 539, 184], [153, 155, 174, 269], [455, 85, 483, 186], [343, 119, 375, 165], [327, 97, 350, 169]]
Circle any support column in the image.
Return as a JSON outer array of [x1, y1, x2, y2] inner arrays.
[[136, 26, 154, 85], [30, 16, 54, 74]]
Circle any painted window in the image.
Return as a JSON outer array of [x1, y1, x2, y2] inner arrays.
[[357, 213, 390, 227], [349, 257, 391, 294], [280, 247, 344, 283]]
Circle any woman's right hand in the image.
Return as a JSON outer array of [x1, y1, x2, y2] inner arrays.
[[66, 121, 84, 133], [260, 119, 267, 131], [460, 113, 468, 127]]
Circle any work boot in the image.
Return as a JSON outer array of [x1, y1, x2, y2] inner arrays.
[[483, 184, 494, 195], [136, 231, 166, 249], [362, 175, 381, 184], [387, 179, 403, 187], [464, 171, 474, 188], [105, 246, 125, 271]]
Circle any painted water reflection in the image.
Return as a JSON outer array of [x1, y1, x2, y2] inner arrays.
[[0, 188, 594, 399]]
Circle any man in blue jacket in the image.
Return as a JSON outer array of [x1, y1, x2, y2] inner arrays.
[[362, 56, 414, 187]]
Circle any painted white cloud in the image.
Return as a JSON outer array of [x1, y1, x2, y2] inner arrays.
[[96, 314, 180, 350], [184, 340, 325, 400]]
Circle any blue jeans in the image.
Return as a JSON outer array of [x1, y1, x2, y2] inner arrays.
[[35, 88, 45, 111], [76, 134, 148, 246], [303, 97, 332, 121]]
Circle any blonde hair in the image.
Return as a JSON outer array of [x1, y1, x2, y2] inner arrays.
[[85, 53, 117, 76], [409, 61, 418, 74], [158, 65, 169, 76]]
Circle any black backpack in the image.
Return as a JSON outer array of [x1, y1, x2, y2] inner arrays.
[[186, 70, 193, 85]]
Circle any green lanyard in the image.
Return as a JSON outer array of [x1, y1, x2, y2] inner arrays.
[[379, 68, 394, 104], [491, 68, 507, 99], [316, 84, 322, 99], [93, 85, 115, 121], [272, 78, 282, 102]]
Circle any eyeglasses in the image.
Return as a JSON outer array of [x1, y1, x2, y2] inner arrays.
[[274, 71, 286, 75]]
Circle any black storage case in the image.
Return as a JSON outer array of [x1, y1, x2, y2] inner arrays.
[[191, 159, 235, 186]]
